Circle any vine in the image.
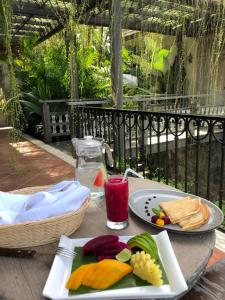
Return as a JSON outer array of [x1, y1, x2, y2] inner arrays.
[[0, 0, 25, 141]]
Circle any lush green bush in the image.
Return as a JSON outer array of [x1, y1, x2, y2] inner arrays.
[[15, 34, 69, 100], [15, 28, 112, 101]]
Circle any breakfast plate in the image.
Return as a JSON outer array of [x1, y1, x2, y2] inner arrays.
[[43, 232, 187, 299], [129, 189, 224, 234]]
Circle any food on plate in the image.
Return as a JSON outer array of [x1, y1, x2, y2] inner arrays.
[[178, 203, 209, 230], [66, 232, 164, 293], [159, 196, 201, 223], [127, 232, 159, 262], [151, 215, 159, 224], [163, 216, 171, 225], [151, 208, 171, 227], [83, 235, 130, 261], [158, 197, 210, 230], [83, 235, 119, 255], [130, 251, 163, 286], [66, 259, 133, 290], [159, 211, 166, 219], [66, 263, 96, 290], [156, 218, 164, 227], [115, 248, 132, 262]]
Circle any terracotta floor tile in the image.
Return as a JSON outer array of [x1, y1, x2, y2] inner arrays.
[[207, 247, 225, 267], [0, 129, 74, 191]]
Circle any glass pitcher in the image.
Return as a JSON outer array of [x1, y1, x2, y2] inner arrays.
[[72, 136, 113, 201]]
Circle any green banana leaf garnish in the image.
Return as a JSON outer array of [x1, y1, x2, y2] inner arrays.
[[69, 242, 168, 295]]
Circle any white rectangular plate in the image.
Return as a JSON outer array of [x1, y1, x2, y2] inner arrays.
[[43, 231, 187, 299]]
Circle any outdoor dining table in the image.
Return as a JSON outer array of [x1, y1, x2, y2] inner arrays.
[[0, 177, 215, 300]]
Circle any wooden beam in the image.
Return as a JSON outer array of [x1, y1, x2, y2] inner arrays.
[[167, 0, 224, 14], [11, 30, 39, 36], [12, 24, 46, 34], [36, 0, 101, 43], [12, 1, 68, 20], [12, 17, 57, 33], [12, 18, 54, 28], [126, 7, 189, 22], [110, 0, 123, 108], [82, 14, 177, 36], [37, 23, 64, 43]]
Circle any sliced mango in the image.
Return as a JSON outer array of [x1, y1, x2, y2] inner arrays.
[[66, 259, 133, 290], [66, 263, 97, 290], [81, 263, 98, 287], [82, 259, 133, 289]]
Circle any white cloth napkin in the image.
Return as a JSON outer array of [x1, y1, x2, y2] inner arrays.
[[0, 181, 90, 225]]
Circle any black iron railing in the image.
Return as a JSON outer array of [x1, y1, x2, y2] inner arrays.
[[73, 106, 225, 211]]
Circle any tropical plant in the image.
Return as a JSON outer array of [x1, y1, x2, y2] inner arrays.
[[15, 26, 112, 101], [132, 36, 177, 94], [0, 0, 25, 140], [15, 34, 69, 100]]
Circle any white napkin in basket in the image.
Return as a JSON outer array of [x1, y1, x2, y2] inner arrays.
[[0, 181, 90, 225]]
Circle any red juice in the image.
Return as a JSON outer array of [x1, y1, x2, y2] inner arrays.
[[104, 177, 128, 222]]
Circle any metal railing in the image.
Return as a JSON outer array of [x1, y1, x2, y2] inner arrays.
[[41, 98, 225, 143], [41, 99, 108, 142], [73, 106, 225, 210]]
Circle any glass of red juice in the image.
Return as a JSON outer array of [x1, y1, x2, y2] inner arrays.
[[104, 176, 128, 230]]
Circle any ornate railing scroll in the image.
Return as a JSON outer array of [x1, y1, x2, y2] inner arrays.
[[73, 106, 225, 210]]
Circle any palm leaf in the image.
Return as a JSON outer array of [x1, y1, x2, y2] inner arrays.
[[19, 100, 42, 116]]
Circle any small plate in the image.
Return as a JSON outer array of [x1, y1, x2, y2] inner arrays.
[[43, 232, 187, 299], [129, 189, 224, 234]]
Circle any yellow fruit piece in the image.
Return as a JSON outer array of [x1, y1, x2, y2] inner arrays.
[[159, 212, 166, 218], [81, 263, 99, 287], [66, 263, 97, 290], [156, 218, 165, 227], [130, 251, 163, 286], [66, 259, 133, 290], [82, 259, 133, 289]]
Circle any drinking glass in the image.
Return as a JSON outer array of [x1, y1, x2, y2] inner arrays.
[[104, 176, 128, 230]]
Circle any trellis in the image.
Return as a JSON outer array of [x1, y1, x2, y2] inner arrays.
[[1, 0, 223, 45], [1, 0, 225, 106]]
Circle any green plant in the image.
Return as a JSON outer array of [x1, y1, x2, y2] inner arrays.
[[15, 35, 69, 100], [0, 0, 25, 140], [132, 37, 177, 94]]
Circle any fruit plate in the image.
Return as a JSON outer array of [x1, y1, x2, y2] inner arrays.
[[42, 231, 187, 299], [129, 189, 224, 234]]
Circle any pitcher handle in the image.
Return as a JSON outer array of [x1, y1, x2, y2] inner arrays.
[[103, 143, 113, 167]]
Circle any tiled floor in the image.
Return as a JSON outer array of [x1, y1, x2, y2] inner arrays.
[[0, 127, 224, 266], [0, 128, 74, 192]]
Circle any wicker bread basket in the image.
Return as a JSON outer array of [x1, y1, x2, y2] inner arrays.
[[0, 186, 91, 248]]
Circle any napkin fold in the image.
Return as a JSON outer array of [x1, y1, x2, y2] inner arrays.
[[0, 181, 90, 225]]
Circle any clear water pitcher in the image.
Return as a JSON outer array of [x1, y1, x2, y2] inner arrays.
[[72, 136, 113, 201]]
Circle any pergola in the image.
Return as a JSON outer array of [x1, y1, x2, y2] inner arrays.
[[0, 0, 224, 106]]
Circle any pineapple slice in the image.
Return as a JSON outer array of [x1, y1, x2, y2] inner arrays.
[[130, 251, 163, 286]]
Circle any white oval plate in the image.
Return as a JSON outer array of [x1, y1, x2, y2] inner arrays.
[[129, 189, 224, 234]]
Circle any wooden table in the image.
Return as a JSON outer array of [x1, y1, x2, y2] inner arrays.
[[0, 178, 215, 300]]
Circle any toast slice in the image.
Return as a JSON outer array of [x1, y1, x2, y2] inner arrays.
[[159, 197, 201, 224]]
